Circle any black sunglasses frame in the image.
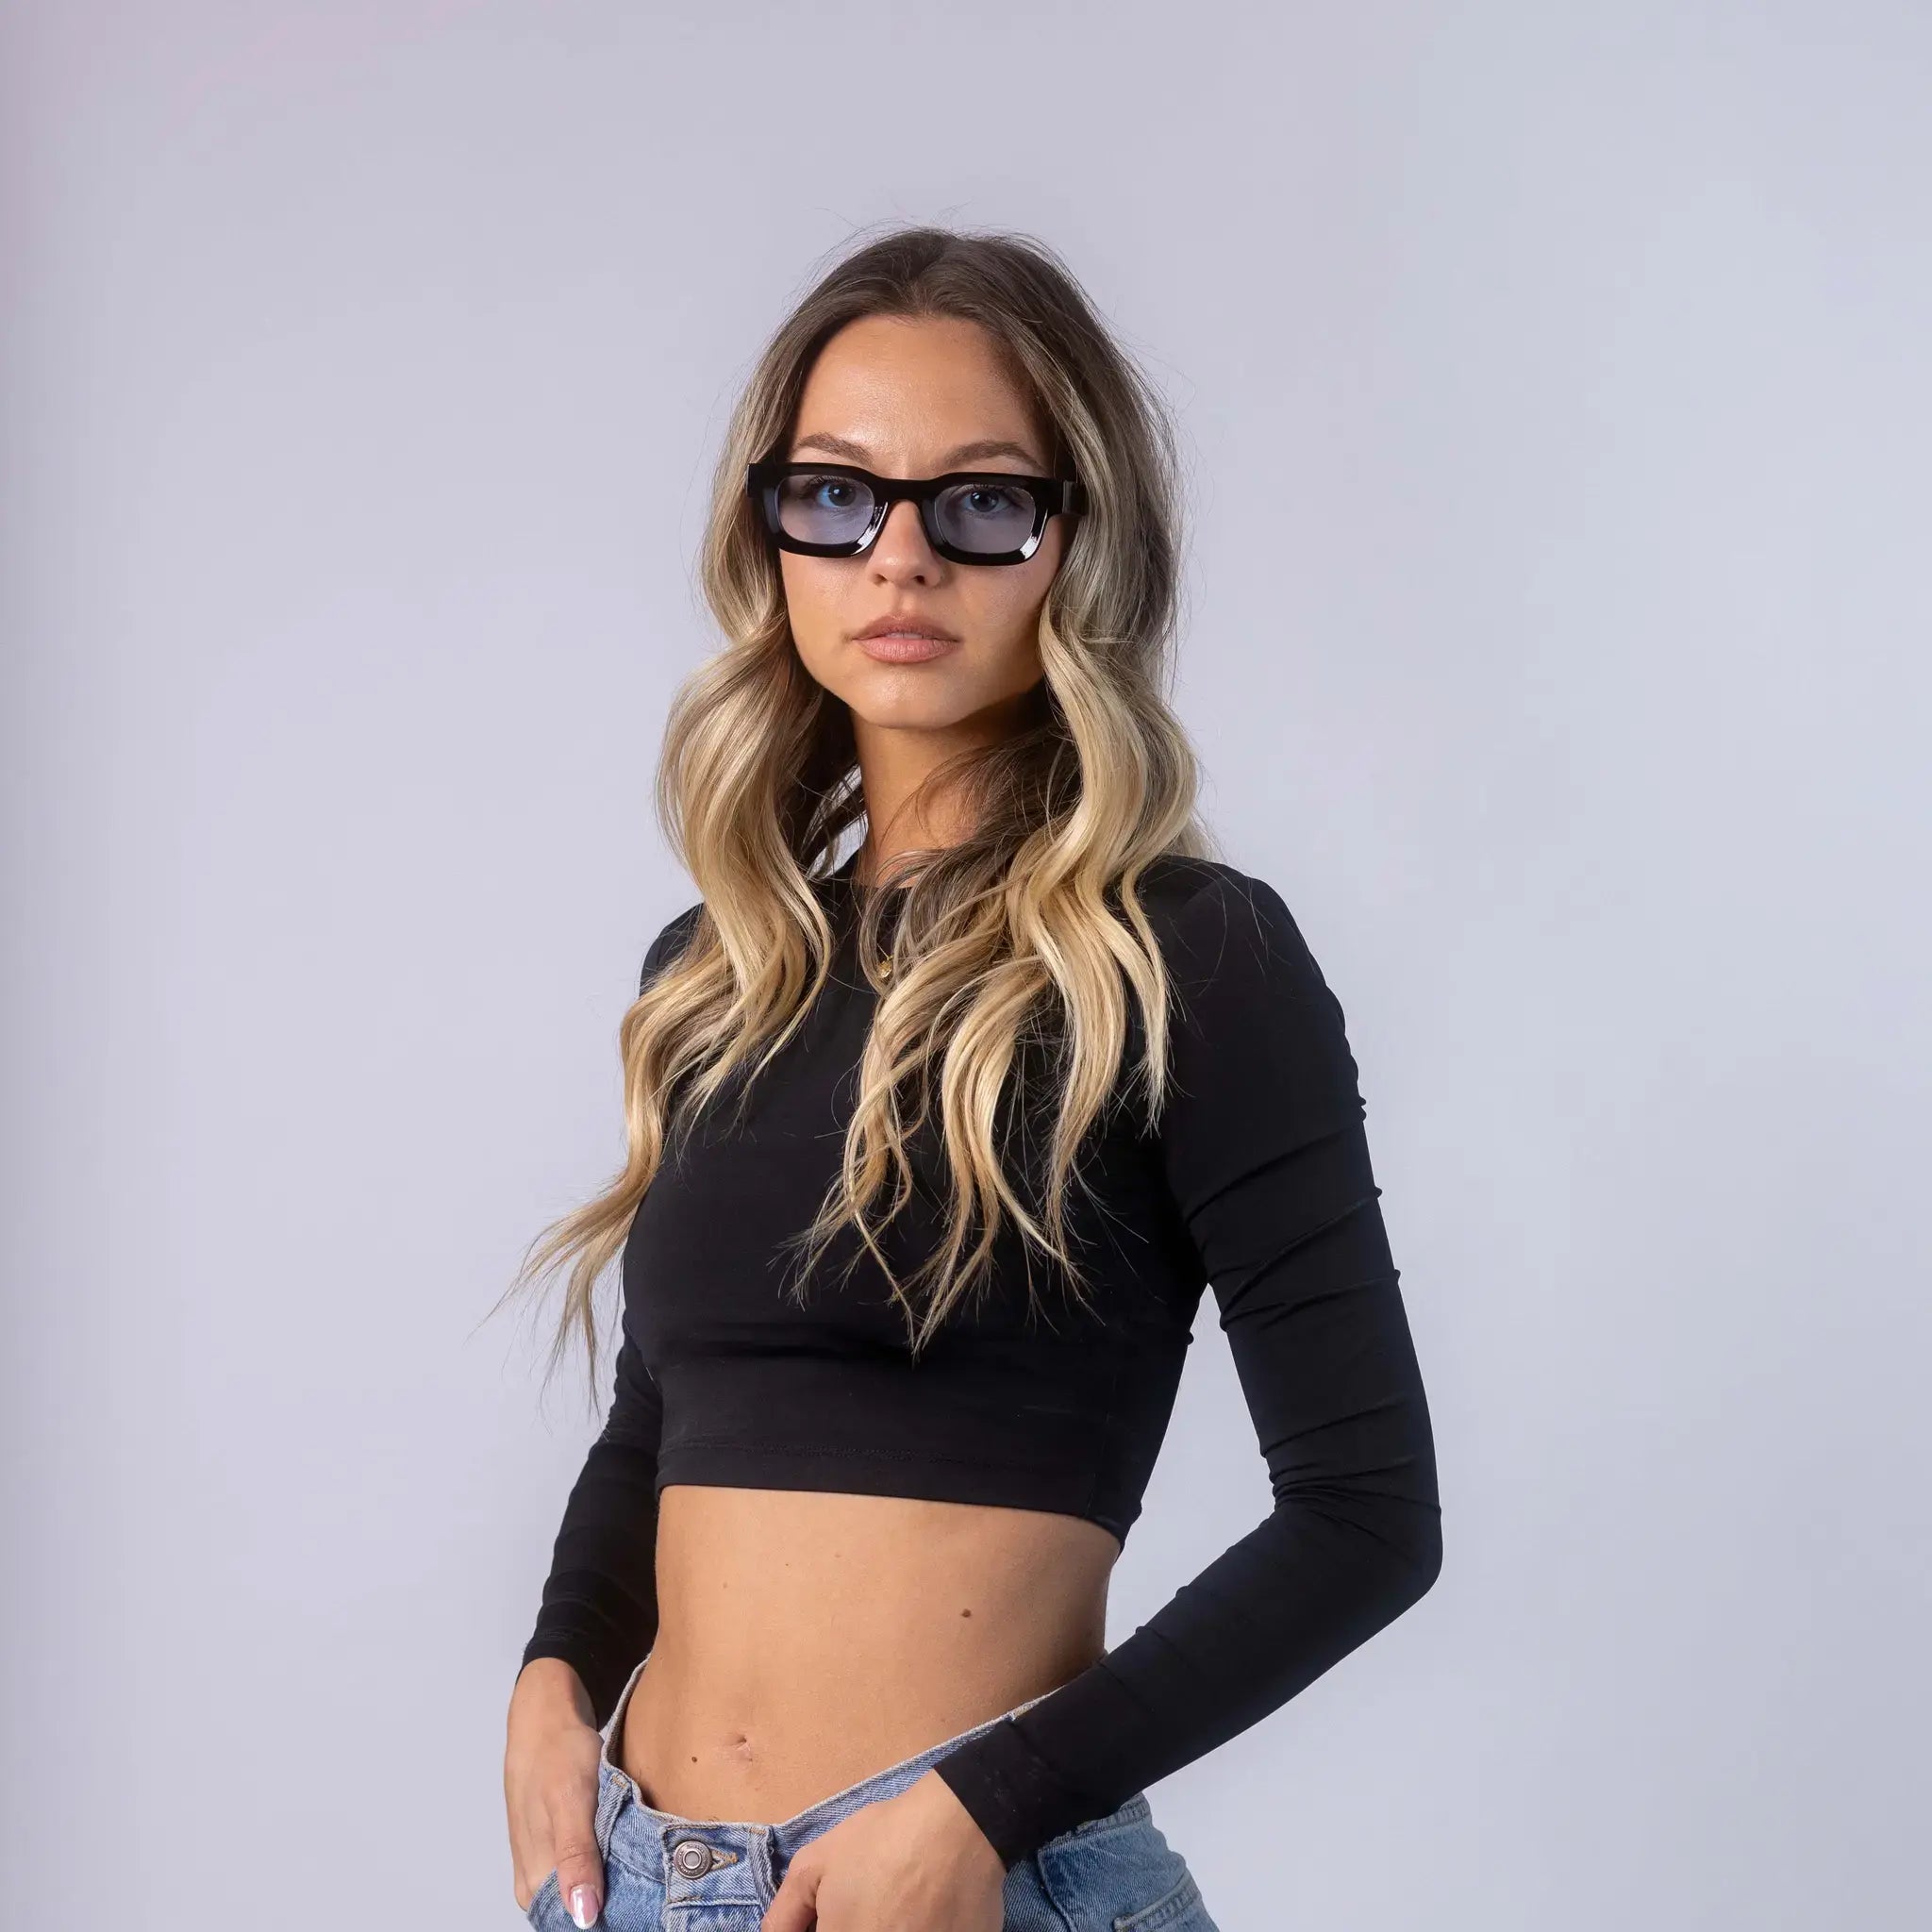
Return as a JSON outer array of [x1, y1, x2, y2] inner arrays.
[[745, 458, 1088, 566]]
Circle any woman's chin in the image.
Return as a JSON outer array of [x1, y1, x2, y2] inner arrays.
[[839, 679, 989, 732]]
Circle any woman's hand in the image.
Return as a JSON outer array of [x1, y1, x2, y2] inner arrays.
[[506, 1658, 609, 1926], [761, 1767, 1007, 1932]]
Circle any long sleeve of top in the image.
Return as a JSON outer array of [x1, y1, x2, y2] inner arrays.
[[518, 1332, 664, 1722], [928, 871, 1442, 1866], [515, 916, 696, 1718]]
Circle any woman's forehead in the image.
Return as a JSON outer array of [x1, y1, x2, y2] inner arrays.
[[792, 318, 1050, 466]]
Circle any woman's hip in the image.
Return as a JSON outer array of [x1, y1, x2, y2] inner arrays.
[[524, 1655, 1217, 1931]]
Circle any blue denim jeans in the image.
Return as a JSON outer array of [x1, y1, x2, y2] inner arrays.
[[525, 1653, 1218, 1932]]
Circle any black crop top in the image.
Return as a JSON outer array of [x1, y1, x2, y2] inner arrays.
[[520, 855, 1441, 1869]]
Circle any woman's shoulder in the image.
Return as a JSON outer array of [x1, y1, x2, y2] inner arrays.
[[1129, 853, 1307, 938], [639, 899, 707, 995], [1128, 854, 1330, 1001], [1129, 851, 1256, 911]]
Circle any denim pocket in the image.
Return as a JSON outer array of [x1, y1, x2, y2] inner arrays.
[[1034, 1792, 1214, 1932], [1112, 1867, 1208, 1932], [524, 1868, 561, 1926]]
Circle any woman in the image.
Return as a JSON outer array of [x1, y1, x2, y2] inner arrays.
[[500, 225, 1441, 1932]]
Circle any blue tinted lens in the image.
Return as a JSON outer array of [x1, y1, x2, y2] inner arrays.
[[931, 480, 1040, 554], [774, 471, 876, 544]]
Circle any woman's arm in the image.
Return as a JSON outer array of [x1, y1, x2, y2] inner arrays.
[[518, 1329, 667, 1724], [931, 867, 1443, 1868], [516, 905, 702, 1723]]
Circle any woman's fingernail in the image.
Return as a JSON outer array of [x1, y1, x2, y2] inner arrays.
[[568, 1883, 599, 1928]]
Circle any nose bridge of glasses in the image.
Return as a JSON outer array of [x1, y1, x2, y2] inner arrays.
[[873, 485, 940, 551]]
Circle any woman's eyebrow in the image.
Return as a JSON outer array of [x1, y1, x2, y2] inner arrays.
[[790, 432, 1046, 470]]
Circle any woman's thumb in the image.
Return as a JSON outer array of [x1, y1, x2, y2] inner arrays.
[[549, 1823, 606, 1929]]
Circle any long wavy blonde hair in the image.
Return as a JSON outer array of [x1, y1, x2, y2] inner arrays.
[[500, 223, 1219, 1407]]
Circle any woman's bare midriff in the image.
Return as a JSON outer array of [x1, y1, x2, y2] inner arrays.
[[616, 1483, 1121, 1824]]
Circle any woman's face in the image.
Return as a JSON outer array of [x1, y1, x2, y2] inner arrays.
[[775, 313, 1068, 739]]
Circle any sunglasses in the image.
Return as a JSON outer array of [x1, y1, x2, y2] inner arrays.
[[745, 458, 1088, 566]]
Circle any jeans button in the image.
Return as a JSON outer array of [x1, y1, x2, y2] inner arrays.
[[673, 1839, 715, 1877]]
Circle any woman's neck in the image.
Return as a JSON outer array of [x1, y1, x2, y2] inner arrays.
[[846, 726, 997, 881]]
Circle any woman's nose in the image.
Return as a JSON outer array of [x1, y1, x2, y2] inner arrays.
[[868, 498, 941, 579]]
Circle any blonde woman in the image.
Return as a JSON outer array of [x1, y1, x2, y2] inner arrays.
[[500, 225, 1441, 1932]]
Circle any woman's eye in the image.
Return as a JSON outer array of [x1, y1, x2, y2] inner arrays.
[[962, 487, 1012, 516]]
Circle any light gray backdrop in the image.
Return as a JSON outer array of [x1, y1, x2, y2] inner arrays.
[[5, 5, 1926, 1927]]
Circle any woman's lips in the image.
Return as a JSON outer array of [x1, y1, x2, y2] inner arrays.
[[855, 631, 960, 663]]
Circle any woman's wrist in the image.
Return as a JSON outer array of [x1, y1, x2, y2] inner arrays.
[[510, 1656, 597, 1733], [914, 1765, 1010, 1879]]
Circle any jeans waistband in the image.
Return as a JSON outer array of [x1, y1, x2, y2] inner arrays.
[[592, 1649, 1052, 1884]]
